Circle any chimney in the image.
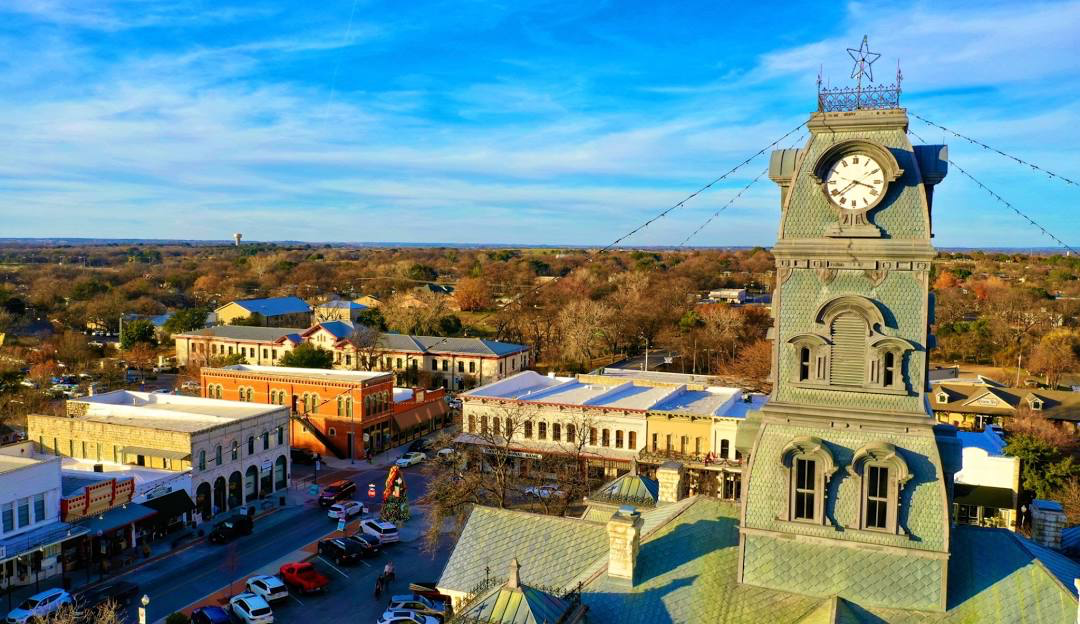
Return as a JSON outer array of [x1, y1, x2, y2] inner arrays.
[[1030, 499, 1067, 550], [656, 461, 685, 504], [606, 506, 644, 586], [507, 558, 521, 590]]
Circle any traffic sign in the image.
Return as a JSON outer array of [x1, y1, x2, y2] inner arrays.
[[337, 518, 346, 532], [368, 483, 376, 498]]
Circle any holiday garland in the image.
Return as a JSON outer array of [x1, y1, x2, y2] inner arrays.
[[380, 465, 410, 524]]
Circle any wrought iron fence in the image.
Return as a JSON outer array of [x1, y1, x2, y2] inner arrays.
[[818, 84, 901, 112], [587, 493, 657, 508]]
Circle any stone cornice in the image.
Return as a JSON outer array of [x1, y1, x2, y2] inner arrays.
[[739, 525, 948, 559], [807, 109, 909, 133], [760, 401, 937, 430], [772, 239, 935, 263]]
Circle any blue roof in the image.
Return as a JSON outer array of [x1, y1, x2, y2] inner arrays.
[[228, 297, 311, 317], [957, 428, 1007, 457], [319, 300, 367, 310], [315, 321, 355, 340], [1032, 499, 1064, 513]]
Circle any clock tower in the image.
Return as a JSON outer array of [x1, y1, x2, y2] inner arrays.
[[736, 40, 956, 612]]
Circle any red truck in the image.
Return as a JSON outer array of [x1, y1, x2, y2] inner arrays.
[[279, 562, 329, 594]]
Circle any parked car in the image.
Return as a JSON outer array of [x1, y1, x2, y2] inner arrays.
[[245, 575, 288, 604], [407, 438, 431, 454], [524, 484, 566, 499], [5, 588, 72, 624], [190, 605, 232, 624], [290, 448, 318, 465], [317, 537, 367, 565], [395, 452, 426, 467], [435, 448, 455, 459], [387, 594, 448, 622], [229, 592, 273, 624], [326, 500, 366, 520], [73, 580, 139, 613], [360, 519, 400, 544], [278, 562, 329, 594], [447, 398, 462, 410], [318, 479, 356, 507], [208, 515, 253, 544], [377, 610, 439, 624], [343, 534, 381, 557]]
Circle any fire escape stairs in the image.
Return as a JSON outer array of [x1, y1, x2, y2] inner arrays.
[[291, 411, 346, 459]]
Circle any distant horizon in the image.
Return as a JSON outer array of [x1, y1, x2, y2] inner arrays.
[[0, 237, 1071, 254], [1, 2, 1078, 247]]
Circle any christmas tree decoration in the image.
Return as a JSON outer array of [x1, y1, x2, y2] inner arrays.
[[380, 465, 410, 524]]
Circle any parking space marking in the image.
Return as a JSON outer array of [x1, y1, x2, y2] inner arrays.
[[357, 559, 372, 568], [290, 594, 305, 606], [318, 556, 350, 578]]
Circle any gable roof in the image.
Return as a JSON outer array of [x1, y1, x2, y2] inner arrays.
[[438, 506, 608, 594], [316, 300, 367, 310], [219, 296, 311, 317], [930, 381, 1080, 422], [380, 334, 528, 357], [462, 583, 574, 624], [441, 497, 1079, 624], [587, 473, 659, 507], [175, 325, 304, 342], [302, 321, 355, 340]]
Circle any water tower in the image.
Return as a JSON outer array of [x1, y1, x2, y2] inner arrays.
[[233, 232, 242, 246]]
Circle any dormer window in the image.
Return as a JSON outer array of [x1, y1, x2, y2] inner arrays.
[[936, 391, 948, 403], [847, 442, 912, 534], [788, 334, 830, 385], [1029, 397, 1044, 411], [780, 436, 837, 525]]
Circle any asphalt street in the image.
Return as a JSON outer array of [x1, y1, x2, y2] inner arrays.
[[103, 463, 445, 624]]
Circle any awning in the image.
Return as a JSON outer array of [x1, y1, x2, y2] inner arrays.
[[954, 484, 1016, 510], [141, 490, 194, 518], [0, 522, 88, 562], [121, 446, 191, 461], [74, 503, 157, 534], [392, 401, 444, 431]]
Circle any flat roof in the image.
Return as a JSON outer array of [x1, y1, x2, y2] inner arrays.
[[215, 364, 391, 383], [64, 391, 283, 433], [0, 455, 44, 476], [465, 371, 758, 418]]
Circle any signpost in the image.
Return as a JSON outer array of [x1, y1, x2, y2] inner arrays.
[[368, 483, 376, 499]]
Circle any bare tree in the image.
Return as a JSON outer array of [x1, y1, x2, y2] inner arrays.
[[345, 323, 384, 371]]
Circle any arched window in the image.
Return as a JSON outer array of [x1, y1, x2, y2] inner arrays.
[[337, 397, 344, 417], [247, 436, 254, 455], [276, 426, 284, 445], [552, 423, 561, 442], [246, 387, 254, 402], [198, 450, 206, 471], [882, 352, 895, 387], [799, 347, 811, 381], [847, 442, 911, 534], [215, 445, 222, 465], [565, 424, 575, 443], [614, 430, 623, 449], [262, 432, 269, 450], [524, 421, 533, 438], [601, 429, 610, 447], [468, 415, 476, 433], [779, 436, 837, 525], [231, 440, 239, 460], [481, 416, 489, 435], [538, 422, 547, 440], [493, 417, 501, 436], [346, 397, 353, 418], [589, 428, 597, 445], [628, 431, 636, 449], [869, 338, 914, 392]]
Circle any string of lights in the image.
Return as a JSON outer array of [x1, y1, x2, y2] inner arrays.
[[909, 129, 1078, 256], [912, 113, 1080, 189], [304, 121, 810, 414], [678, 132, 808, 248]]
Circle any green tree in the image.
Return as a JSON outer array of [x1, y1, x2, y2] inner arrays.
[[405, 263, 438, 282], [163, 308, 209, 334], [355, 307, 387, 331], [278, 344, 334, 369], [120, 319, 157, 349], [1005, 433, 1080, 499], [229, 312, 265, 326]]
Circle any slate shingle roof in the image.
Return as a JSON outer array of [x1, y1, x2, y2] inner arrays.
[[930, 381, 1080, 422], [462, 584, 573, 624], [444, 497, 1080, 623]]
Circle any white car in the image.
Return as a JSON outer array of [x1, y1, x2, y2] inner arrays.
[[6, 588, 72, 624], [360, 519, 400, 544], [524, 484, 566, 499], [377, 611, 439, 624], [229, 592, 273, 624], [436, 448, 455, 459], [395, 452, 426, 467], [326, 500, 367, 520], [245, 575, 288, 604]]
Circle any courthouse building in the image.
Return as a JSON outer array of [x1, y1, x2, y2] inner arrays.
[[28, 391, 290, 521]]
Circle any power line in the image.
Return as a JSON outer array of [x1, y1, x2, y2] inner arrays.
[[912, 113, 1080, 189], [910, 129, 1078, 256], [678, 132, 807, 247]]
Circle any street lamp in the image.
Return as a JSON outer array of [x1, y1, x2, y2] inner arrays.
[[139, 594, 150, 624]]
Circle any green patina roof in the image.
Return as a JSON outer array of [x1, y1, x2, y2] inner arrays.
[[443, 497, 1079, 623], [462, 584, 572, 624], [588, 473, 659, 506], [438, 506, 609, 594]]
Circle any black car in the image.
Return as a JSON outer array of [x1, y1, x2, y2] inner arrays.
[[344, 534, 380, 557], [290, 448, 319, 465], [317, 537, 367, 565], [318, 479, 356, 507], [74, 581, 140, 615], [207, 515, 254, 544]]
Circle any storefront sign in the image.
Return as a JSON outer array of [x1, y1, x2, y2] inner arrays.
[[260, 459, 272, 475], [481, 448, 543, 460]]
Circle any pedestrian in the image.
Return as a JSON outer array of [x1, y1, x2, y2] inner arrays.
[[374, 574, 384, 599], [384, 560, 395, 581]]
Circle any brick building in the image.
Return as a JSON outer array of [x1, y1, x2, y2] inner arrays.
[[200, 365, 450, 460]]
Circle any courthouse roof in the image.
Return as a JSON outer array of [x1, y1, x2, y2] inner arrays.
[[438, 497, 1079, 624]]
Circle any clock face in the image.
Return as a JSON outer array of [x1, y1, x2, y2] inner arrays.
[[824, 153, 886, 210]]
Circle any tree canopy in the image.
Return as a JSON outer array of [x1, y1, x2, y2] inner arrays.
[[278, 343, 334, 369]]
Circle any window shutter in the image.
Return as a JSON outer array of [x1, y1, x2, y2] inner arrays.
[[830, 314, 867, 386]]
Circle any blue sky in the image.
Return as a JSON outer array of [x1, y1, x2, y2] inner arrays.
[[1, 1, 1079, 247]]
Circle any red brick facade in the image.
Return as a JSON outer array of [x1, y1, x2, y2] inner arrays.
[[199, 367, 449, 459]]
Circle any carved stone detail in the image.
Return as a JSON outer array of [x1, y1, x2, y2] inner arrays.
[[864, 269, 888, 286], [778, 267, 794, 285], [816, 268, 837, 285]]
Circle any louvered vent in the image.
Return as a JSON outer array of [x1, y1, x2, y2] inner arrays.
[[830, 314, 867, 386]]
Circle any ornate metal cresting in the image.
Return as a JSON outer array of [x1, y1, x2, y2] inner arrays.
[[818, 36, 901, 112]]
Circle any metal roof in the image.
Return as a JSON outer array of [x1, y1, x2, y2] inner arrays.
[[379, 334, 528, 357], [221, 296, 311, 317], [175, 325, 305, 342]]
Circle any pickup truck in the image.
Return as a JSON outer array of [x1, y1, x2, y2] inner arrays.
[[279, 562, 329, 594]]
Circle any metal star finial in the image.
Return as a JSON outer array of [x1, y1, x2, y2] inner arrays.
[[847, 35, 881, 84]]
